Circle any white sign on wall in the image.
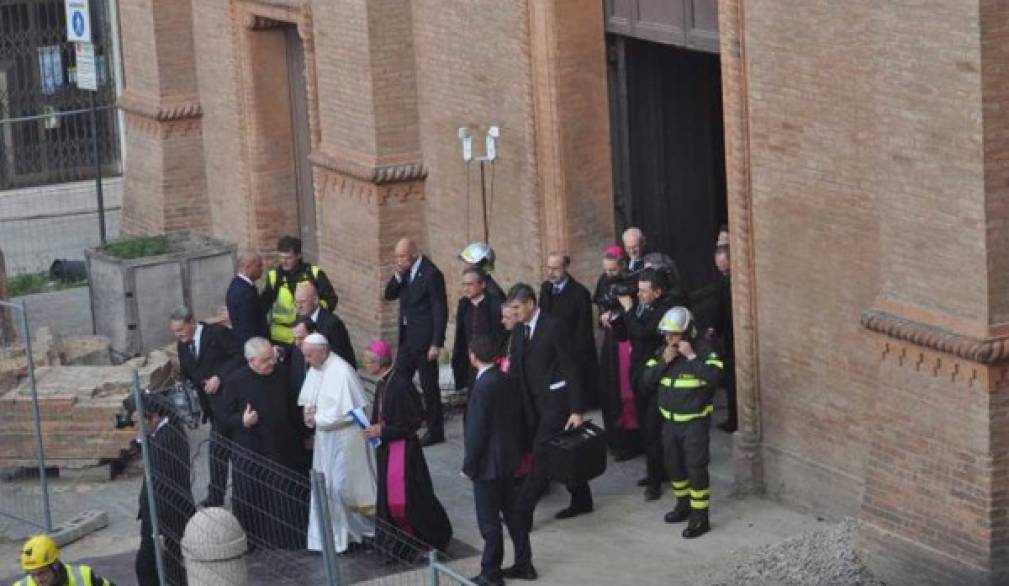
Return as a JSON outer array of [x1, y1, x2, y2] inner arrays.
[[65, 0, 92, 43], [75, 42, 97, 91]]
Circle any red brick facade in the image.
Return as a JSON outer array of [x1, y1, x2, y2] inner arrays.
[[117, 0, 1009, 582]]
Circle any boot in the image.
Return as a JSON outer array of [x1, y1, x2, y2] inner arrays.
[[681, 511, 710, 539], [663, 498, 690, 524]]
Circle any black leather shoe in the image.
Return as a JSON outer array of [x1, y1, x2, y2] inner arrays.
[[636, 477, 650, 487], [420, 432, 445, 447], [471, 573, 505, 585], [644, 485, 662, 501], [502, 564, 538, 580], [554, 504, 593, 520], [664, 507, 690, 524], [682, 515, 710, 539]]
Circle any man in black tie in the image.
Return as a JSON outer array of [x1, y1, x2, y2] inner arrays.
[[622, 227, 648, 275], [539, 253, 599, 410], [464, 335, 527, 586], [452, 267, 505, 392], [169, 306, 244, 507], [226, 251, 268, 345], [505, 283, 592, 579], [293, 281, 356, 368], [617, 268, 673, 501], [384, 238, 449, 446]]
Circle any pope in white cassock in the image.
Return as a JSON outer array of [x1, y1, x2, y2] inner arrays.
[[299, 333, 377, 553]]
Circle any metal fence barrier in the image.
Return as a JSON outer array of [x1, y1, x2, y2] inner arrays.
[[0, 299, 52, 537]]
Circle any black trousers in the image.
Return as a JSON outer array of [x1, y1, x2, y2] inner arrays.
[[473, 477, 525, 577], [662, 417, 711, 513], [396, 343, 442, 436], [206, 425, 231, 506], [512, 436, 592, 567], [136, 526, 186, 586], [639, 396, 668, 487]]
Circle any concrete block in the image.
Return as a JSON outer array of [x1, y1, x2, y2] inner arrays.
[[48, 509, 109, 547]]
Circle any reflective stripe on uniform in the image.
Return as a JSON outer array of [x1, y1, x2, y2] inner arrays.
[[660, 377, 672, 387], [646, 358, 659, 368], [659, 404, 715, 422], [690, 499, 710, 510], [672, 378, 704, 389], [705, 358, 724, 369], [689, 488, 710, 499], [671, 480, 690, 497], [16, 565, 93, 586]]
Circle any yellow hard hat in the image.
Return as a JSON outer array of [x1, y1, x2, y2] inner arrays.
[[20, 535, 59, 571], [659, 306, 694, 336]]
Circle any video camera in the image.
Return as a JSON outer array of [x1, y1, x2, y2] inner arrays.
[[114, 381, 203, 431], [598, 274, 638, 311]]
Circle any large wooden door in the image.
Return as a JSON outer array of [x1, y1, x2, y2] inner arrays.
[[285, 26, 317, 263], [604, 0, 718, 53]]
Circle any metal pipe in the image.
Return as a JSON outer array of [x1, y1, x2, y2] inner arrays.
[[89, 90, 106, 244], [15, 300, 53, 533], [311, 470, 343, 586], [134, 371, 167, 586], [427, 550, 439, 586], [0, 106, 116, 125]]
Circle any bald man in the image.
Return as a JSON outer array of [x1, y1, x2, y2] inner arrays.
[[384, 238, 449, 446], [226, 251, 268, 345], [622, 228, 648, 274]]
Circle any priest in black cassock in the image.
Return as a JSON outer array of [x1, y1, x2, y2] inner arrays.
[[363, 340, 453, 559], [452, 267, 505, 392], [539, 253, 600, 410], [224, 337, 309, 550]]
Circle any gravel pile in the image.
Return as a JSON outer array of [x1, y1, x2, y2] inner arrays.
[[705, 518, 885, 586]]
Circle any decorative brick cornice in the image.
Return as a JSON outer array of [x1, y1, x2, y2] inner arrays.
[[118, 91, 202, 122], [861, 309, 1009, 365], [243, 14, 285, 30], [309, 150, 427, 186]]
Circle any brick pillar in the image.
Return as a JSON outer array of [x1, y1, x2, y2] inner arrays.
[[309, 0, 425, 351], [117, 0, 208, 236], [856, 2, 1009, 583]]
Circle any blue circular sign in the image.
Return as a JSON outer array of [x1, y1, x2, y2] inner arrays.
[[72, 11, 85, 37]]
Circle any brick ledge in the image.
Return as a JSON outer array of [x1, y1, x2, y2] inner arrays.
[[117, 91, 203, 122], [309, 149, 427, 186], [860, 309, 1009, 365]]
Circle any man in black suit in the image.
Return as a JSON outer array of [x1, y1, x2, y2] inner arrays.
[[226, 251, 268, 345], [293, 281, 356, 368], [617, 268, 673, 501], [135, 393, 195, 586], [452, 267, 505, 392], [623, 227, 648, 274], [539, 253, 599, 410], [169, 306, 244, 507], [384, 238, 448, 446], [464, 335, 527, 586], [505, 283, 592, 578]]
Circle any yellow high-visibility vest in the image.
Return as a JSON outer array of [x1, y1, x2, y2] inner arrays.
[[267, 265, 321, 344], [14, 563, 107, 586]]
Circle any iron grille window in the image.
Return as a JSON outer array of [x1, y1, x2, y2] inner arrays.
[[0, 0, 121, 190]]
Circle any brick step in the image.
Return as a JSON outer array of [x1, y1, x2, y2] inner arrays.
[[0, 431, 136, 461]]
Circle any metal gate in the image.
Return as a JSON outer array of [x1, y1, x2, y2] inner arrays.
[[0, 0, 120, 190]]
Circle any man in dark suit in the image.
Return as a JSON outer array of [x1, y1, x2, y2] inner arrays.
[[135, 393, 195, 586], [539, 253, 600, 410], [384, 238, 448, 446], [623, 227, 648, 274], [617, 268, 673, 501], [452, 267, 505, 392], [505, 283, 592, 578], [464, 335, 527, 586], [169, 306, 244, 507], [226, 251, 268, 345], [293, 281, 356, 368]]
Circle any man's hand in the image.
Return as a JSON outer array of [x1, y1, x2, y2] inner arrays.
[[676, 340, 696, 360], [618, 295, 634, 311], [363, 424, 383, 439], [599, 311, 613, 329], [204, 376, 221, 395], [565, 413, 584, 431], [242, 403, 259, 428], [303, 406, 316, 429], [427, 346, 441, 362], [662, 344, 679, 364]]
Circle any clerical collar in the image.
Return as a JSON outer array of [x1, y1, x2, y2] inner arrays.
[[470, 294, 485, 307]]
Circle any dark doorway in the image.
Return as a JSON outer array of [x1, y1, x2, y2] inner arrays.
[[608, 36, 727, 313]]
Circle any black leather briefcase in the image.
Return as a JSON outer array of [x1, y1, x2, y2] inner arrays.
[[545, 421, 608, 484]]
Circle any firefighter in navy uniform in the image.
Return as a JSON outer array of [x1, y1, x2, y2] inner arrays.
[[641, 306, 723, 538], [459, 242, 506, 301], [15, 534, 115, 586]]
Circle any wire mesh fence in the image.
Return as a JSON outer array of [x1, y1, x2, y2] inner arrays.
[[0, 299, 53, 537], [132, 376, 475, 586]]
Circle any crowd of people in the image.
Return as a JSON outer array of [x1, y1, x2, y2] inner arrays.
[[11, 228, 733, 586]]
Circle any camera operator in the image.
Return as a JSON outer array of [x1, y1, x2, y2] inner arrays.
[[134, 392, 195, 586], [643, 251, 690, 309], [594, 245, 642, 462], [169, 306, 244, 508], [618, 268, 673, 502]]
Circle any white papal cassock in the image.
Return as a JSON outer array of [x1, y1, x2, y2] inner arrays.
[[299, 352, 377, 553]]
